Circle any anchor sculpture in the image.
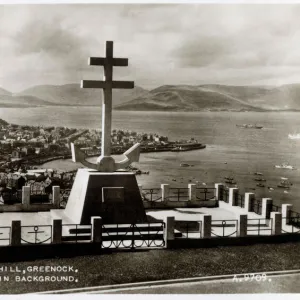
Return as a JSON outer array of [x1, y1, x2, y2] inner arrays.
[[71, 41, 140, 172]]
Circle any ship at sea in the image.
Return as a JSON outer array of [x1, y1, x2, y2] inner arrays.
[[288, 133, 300, 140], [277, 179, 293, 189], [274, 163, 297, 170], [171, 143, 206, 152], [236, 124, 263, 129]]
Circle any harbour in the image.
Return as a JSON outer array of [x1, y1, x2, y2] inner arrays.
[[0, 108, 299, 211]]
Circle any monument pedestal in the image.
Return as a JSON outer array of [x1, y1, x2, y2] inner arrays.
[[51, 168, 147, 225]]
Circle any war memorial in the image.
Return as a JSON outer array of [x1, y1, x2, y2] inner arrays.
[[0, 39, 300, 293]]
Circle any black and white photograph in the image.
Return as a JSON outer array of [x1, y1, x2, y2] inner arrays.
[[0, 0, 299, 296]]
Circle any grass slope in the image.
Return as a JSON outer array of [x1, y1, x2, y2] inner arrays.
[[0, 242, 299, 293]]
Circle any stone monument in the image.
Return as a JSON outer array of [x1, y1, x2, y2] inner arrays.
[[52, 41, 147, 225]]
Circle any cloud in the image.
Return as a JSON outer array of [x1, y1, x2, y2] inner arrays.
[[14, 18, 80, 57], [2, 4, 300, 92]]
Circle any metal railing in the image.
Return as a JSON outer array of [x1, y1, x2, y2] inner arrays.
[[271, 204, 281, 213], [290, 210, 300, 219], [287, 212, 300, 228], [0, 190, 22, 204], [59, 189, 71, 208], [223, 188, 229, 203], [29, 185, 50, 204], [61, 224, 92, 243], [168, 188, 189, 201], [101, 222, 165, 249], [282, 217, 300, 234], [236, 194, 245, 208], [175, 221, 202, 239], [211, 220, 238, 237], [247, 218, 273, 236], [21, 225, 52, 244], [195, 188, 215, 201], [251, 199, 262, 215], [0, 226, 11, 245], [141, 188, 162, 202]]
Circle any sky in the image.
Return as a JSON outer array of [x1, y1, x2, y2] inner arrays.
[[1, 3, 300, 92]]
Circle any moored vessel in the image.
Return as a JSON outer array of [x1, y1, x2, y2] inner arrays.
[[274, 163, 297, 170], [236, 124, 263, 129]]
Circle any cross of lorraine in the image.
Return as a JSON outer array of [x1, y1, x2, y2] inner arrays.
[[71, 41, 141, 172]]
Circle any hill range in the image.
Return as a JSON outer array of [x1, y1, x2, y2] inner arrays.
[[1, 83, 300, 112]]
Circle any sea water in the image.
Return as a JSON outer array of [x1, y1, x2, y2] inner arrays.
[[1, 107, 300, 211]]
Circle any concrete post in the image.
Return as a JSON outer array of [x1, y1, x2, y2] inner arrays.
[[52, 186, 60, 209], [262, 198, 273, 219], [281, 204, 293, 225], [161, 184, 170, 202], [229, 188, 239, 206], [244, 193, 255, 212], [11, 220, 21, 246], [238, 214, 248, 237], [214, 183, 224, 201], [271, 212, 282, 235], [52, 219, 62, 244], [188, 183, 196, 201], [91, 217, 102, 243], [200, 214, 211, 238], [22, 186, 30, 207], [164, 216, 175, 248], [138, 184, 143, 197]]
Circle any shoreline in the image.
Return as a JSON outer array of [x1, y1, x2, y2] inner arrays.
[[22, 144, 207, 166]]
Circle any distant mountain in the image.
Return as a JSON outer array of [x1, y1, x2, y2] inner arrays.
[[0, 94, 57, 108], [0, 87, 12, 96], [2, 83, 300, 111], [197, 84, 300, 110], [115, 84, 300, 112], [17, 83, 148, 107], [114, 85, 266, 112]]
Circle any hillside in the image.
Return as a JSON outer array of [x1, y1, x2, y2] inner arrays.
[[2, 83, 300, 111], [0, 87, 12, 96], [198, 84, 300, 110], [17, 84, 148, 107], [114, 85, 267, 112], [0, 94, 57, 108], [115, 83, 300, 111]]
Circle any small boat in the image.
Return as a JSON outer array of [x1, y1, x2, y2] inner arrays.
[[284, 190, 289, 194], [277, 180, 292, 189], [180, 163, 190, 167], [275, 163, 296, 170], [225, 179, 237, 184], [254, 172, 263, 175], [224, 176, 234, 181], [256, 183, 265, 187], [236, 124, 263, 129], [254, 178, 266, 182], [288, 133, 300, 140]]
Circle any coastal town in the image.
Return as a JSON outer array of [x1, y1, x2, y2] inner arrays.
[[0, 118, 205, 170], [0, 118, 205, 204]]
